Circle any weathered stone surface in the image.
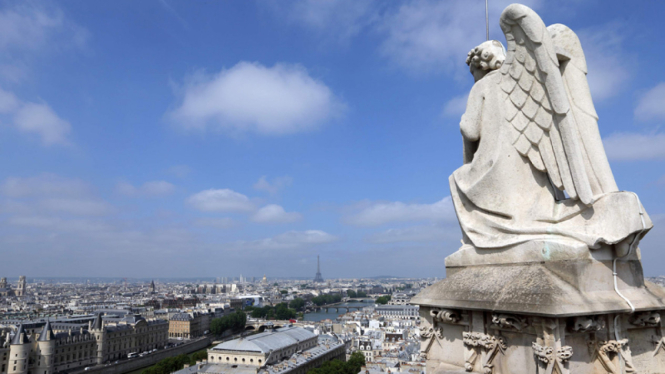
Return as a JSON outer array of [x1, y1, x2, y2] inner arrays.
[[412, 262, 665, 316], [411, 3, 665, 373]]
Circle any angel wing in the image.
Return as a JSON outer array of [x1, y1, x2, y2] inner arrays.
[[499, 4, 594, 205], [548, 23, 619, 195]]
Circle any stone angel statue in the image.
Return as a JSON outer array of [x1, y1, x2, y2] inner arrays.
[[451, 4, 651, 253]]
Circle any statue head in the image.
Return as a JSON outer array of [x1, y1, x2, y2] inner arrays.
[[466, 40, 506, 82]]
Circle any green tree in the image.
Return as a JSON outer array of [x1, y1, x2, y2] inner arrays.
[[275, 303, 297, 320], [280, 290, 288, 295], [375, 296, 391, 305], [289, 298, 305, 311], [210, 311, 246, 335], [307, 352, 365, 374], [346, 290, 357, 298]]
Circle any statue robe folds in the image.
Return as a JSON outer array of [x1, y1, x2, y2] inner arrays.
[[451, 5, 651, 250]]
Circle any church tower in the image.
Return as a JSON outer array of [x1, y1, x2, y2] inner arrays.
[[8, 324, 31, 374], [149, 280, 156, 294], [37, 321, 56, 374], [15, 276, 26, 297], [91, 313, 106, 365]]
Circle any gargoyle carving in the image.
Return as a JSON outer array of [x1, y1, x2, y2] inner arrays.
[[570, 316, 605, 333], [431, 309, 462, 324], [491, 313, 528, 331], [629, 311, 660, 327]]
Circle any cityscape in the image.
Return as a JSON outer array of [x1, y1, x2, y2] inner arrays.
[[0, 260, 431, 374], [1, 1, 665, 374]]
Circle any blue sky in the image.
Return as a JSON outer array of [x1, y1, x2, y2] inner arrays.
[[1, 0, 665, 279]]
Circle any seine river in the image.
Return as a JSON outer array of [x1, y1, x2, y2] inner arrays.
[[302, 301, 373, 322]]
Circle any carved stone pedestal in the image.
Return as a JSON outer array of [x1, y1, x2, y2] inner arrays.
[[411, 242, 665, 374]]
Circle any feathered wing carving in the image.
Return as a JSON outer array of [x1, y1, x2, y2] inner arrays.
[[548, 23, 619, 196], [499, 4, 594, 205]]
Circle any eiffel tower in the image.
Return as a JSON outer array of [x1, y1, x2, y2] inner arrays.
[[313, 255, 324, 283]]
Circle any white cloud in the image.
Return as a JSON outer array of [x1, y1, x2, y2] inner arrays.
[[194, 217, 236, 229], [603, 132, 665, 161], [1, 173, 89, 198], [251, 204, 302, 224], [169, 62, 345, 135], [253, 176, 293, 195], [366, 224, 460, 243], [635, 82, 665, 122], [12, 101, 71, 146], [187, 188, 256, 212], [577, 23, 630, 102], [0, 2, 88, 146], [229, 230, 337, 250], [345, 197, 456, 226], [442, 93, 468, 118], [116, 180, 176, 197]]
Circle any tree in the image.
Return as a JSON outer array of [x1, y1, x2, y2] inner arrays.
[[307, 352, 365, 374], [280, 290, 288, 295], [375, 296, 391, 305], [210, 311, 246, 335], [289, 298, 305, 311], [346, 290, 357, 298], [275, 303, 297, 320]]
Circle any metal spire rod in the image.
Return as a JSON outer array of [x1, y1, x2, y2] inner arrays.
[[485, 0, 489, 41]]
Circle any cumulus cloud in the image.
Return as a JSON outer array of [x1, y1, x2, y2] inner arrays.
[[366, 224, 460, 243], [0, 3, 87, 145], [13, 102, 72, 145], [169, 62, 345, 135], [186, 189, 256, 212], [253, 176, 293, 195], [603, 132, 665, 161], [345, 197, 456, 226], [251, 204, 302, 224], [228, 230, 338, 250], [635, 82, 665, 122], [116, 180, 176, 197], [442, 93, 468, 118]]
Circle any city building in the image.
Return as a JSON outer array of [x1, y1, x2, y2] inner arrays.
[[0, 312, 168, 374], [374, 305, 419, 320], [176, 327, 346, 374], [0, 277, 27, 298]]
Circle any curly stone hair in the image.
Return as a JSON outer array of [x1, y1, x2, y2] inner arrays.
[[466, 40, 506, 77]]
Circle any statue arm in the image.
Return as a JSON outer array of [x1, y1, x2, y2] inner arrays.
[[460, 85, 483, 164]]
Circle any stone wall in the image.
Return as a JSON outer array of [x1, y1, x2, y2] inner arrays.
[[70, 337, 211, 374]]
